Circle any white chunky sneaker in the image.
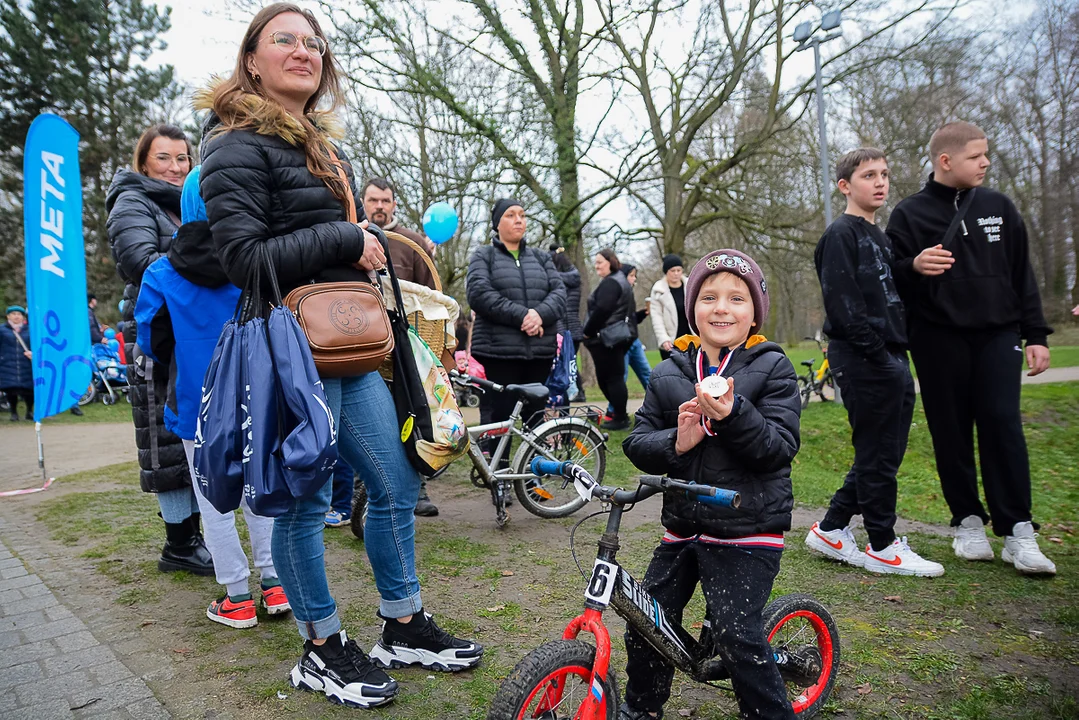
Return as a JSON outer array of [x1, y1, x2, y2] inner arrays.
[[1002, 522, 1056, 576], [953, 516, 994, 561], [863, 537, 945, 577], [805, 522, 867, 567]]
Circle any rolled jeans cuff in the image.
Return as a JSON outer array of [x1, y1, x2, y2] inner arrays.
[[294, 609, 342, 641], [380, 592, 424, 620]]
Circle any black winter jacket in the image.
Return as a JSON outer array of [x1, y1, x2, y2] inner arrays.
[[888, 175, 1052, 345], [199, 115, 369, 292], [105, 168, 188, 493], [622, 340, 800, 538], [554, 265, 584, 343], [466, 239, 567, 361], [0, 322, 33, 390], [582, 271, 637, 345]]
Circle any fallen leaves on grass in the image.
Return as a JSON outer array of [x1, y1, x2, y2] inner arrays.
[[884, 595, 902, 603], [1048, 537, 1063, 544], [501, 569, 515, 576], [856, 683, 873, 695], [486, 604, 506, 612]]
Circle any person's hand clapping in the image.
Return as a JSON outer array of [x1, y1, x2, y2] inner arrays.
[[675, 399, 706, 455], [695, 377, 736, 423], [913, 244, 954, 276], [353, 219, 387, 272]]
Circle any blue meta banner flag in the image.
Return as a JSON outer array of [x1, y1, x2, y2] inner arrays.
[[23, 113, 92, 421]]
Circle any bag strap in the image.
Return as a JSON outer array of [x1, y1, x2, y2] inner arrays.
[[325, 145, 358, 224], [940, 187, 977, 252]]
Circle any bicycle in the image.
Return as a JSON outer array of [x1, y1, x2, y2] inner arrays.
[[489, 460, 840, 720], [796, 337, 835, 409], [451, 371, 609, 528], [350, 371, 609, 535]]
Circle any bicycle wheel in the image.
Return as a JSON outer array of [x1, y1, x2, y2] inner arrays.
[[763, 593, 840, 719], [349, 482, 368, 540], [512, 421, 606, 519], [78, 384, 96, 406], [796, 377, 812, 409], [487, 640, 618, 720]]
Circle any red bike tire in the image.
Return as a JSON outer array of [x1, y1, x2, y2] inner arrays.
[[487, 640, 618, 720], [763, 593, 840, 718]]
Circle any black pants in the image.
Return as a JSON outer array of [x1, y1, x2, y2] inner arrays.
[[822, 342, 915, 551], [586, 341, 630, 417], [659, 348, 672, 362], [473, 355, 551, 464], [3, 388, 33, 417], [624, 542, 792, 719], [908, 324, 1032, 536]]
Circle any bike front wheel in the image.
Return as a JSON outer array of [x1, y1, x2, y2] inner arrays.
[[512, 421, 606, 519], [763, 593, 840, 718], [796, 377, 813, 409], [488, 640, 619, 720]]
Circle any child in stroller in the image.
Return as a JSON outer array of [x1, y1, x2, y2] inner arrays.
[[80, 341, 129, 406]]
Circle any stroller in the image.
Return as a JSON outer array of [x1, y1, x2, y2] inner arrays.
[[78, 343, 130, 406]]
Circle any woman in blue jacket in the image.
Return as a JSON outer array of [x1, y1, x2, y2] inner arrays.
[[1, 306, 33, 421]]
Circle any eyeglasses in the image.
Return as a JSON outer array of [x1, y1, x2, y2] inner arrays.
[[151, 153, 192, 166], [267, 31, 327, 57]]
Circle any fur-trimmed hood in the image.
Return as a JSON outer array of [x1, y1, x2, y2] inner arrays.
[[193, 78, 344, 149]]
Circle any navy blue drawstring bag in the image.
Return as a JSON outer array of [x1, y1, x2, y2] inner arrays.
[[192, 319, 245, 513], [546, 331, 576, 408], [195, 247, 337, 517]]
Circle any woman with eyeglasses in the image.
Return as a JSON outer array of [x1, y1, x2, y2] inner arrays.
[[196, 3, 482, 708], [106, 124, 213, 577]]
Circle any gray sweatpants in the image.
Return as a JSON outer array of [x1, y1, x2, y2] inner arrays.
[[182, 440, 277, 597]]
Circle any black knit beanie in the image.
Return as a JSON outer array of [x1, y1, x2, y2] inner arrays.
[[491, 198, 523, 235], [662, 254, 683, 273]]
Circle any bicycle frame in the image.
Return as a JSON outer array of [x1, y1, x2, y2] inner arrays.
[[465, 400, 559, 484]]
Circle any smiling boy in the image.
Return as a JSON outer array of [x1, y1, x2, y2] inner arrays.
[[888, 121, 1055, 575], [806, 148, 944, 577]]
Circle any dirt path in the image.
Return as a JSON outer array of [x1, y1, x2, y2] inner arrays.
[[0, 422, 136, 494]]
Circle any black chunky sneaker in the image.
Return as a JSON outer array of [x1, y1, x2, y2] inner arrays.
[[370, 610, 483, 672], [290, 630, 398, 708]]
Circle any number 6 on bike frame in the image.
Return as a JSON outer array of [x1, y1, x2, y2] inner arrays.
[[488, 460, 841, 720]]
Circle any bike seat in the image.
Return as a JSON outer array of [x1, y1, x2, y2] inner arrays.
[[505, 383, 551, 403], [800, 359, 816, 368]]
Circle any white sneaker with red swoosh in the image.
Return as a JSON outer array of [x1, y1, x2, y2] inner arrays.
[[864, 537, 944, 577], [805, 522, 867, 567]]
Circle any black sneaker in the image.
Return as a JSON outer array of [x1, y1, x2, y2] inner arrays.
[[620, 703, 662, 719], [290, 630, 398, 708], [369, 610, 483, 672]]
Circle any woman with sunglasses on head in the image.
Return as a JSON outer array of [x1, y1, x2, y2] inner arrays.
[[106, 124, 213, 576], [197, 3, 482, 708]]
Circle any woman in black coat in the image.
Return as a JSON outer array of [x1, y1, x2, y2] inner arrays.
[[466, 199, 566, 433], [582, 248, 636, 430], [106, 123, 212, 576], [1, 306, 33, 421], [198, 4, 481, 706]]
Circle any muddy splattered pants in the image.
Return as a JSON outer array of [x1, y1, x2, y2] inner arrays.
[[623, 542, 793, 719]]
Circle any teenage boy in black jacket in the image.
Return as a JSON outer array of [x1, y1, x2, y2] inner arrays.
[[888, 121, 1055, 576], [806, 148, 944, 578], [621, 249, 799, 720]]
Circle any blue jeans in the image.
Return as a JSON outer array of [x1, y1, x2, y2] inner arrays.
[[272, 371, 424, 640], [331, 461, 355, 515], [609, 339, 651, 414]]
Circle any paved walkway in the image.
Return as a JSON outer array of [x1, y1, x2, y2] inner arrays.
[[0, 518, 169, 719]]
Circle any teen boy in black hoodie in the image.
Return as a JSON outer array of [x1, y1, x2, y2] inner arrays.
[[889, 121, 1055, 576], [806, 148, 943, 578]]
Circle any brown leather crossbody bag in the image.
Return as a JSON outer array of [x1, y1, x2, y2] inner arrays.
[[282, 149, 394, 377]]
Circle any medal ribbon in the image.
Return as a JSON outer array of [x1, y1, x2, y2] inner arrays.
[[696, 349, 733, 437]]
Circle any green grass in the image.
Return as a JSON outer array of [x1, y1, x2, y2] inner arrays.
[[25, 383, 1079, 719]]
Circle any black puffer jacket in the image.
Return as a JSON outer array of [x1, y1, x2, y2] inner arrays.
[[199, 115, 368, 292], [105, 168, 189, 493], [622, 340, 800, 538], [582, 271, 637, 346], [554, 265, 584, 343], [466, 239, 566, 361]]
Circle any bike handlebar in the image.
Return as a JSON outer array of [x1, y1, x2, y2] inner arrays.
[[530, 459, 740, 509], [449, 369, 504, 393]]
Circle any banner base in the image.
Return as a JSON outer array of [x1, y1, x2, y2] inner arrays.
[[0, 477, 55, 498]]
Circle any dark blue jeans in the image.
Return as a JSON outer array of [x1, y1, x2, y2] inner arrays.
[[330, 461, 355, 515]]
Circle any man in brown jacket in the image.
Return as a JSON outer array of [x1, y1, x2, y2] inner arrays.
[[361, 177, 441, 517]]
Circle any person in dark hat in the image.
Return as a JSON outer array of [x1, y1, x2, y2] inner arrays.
[[466, 198, 566, 458], [649, 254, 690, 360], [1, 306, 33, 421], [621, 248, 799, 720]]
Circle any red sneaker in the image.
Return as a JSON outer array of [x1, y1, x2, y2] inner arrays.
[[261, 584, 292, 615], [207, 595, 257, 629]]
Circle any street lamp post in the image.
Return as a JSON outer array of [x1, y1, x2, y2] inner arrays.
[[794, 10, 843, 228]]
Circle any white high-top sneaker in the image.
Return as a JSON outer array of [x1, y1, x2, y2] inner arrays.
[[953, 516, 994, 561], [863, 537, 945, 577], [1002, 522, 1056, 576]]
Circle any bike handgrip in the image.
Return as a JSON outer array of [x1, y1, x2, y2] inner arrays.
[[693, 489, 740, 508], [530, 457, 569, 477]]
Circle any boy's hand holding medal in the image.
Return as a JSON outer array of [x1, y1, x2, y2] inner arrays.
[[695, 376, 736, 423]]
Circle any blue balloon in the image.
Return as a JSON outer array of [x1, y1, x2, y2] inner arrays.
[[107, 338, 120, 351], [104, 328, 117, 340], [422, 202, 459, 244], [118, 299, 125, 313]]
